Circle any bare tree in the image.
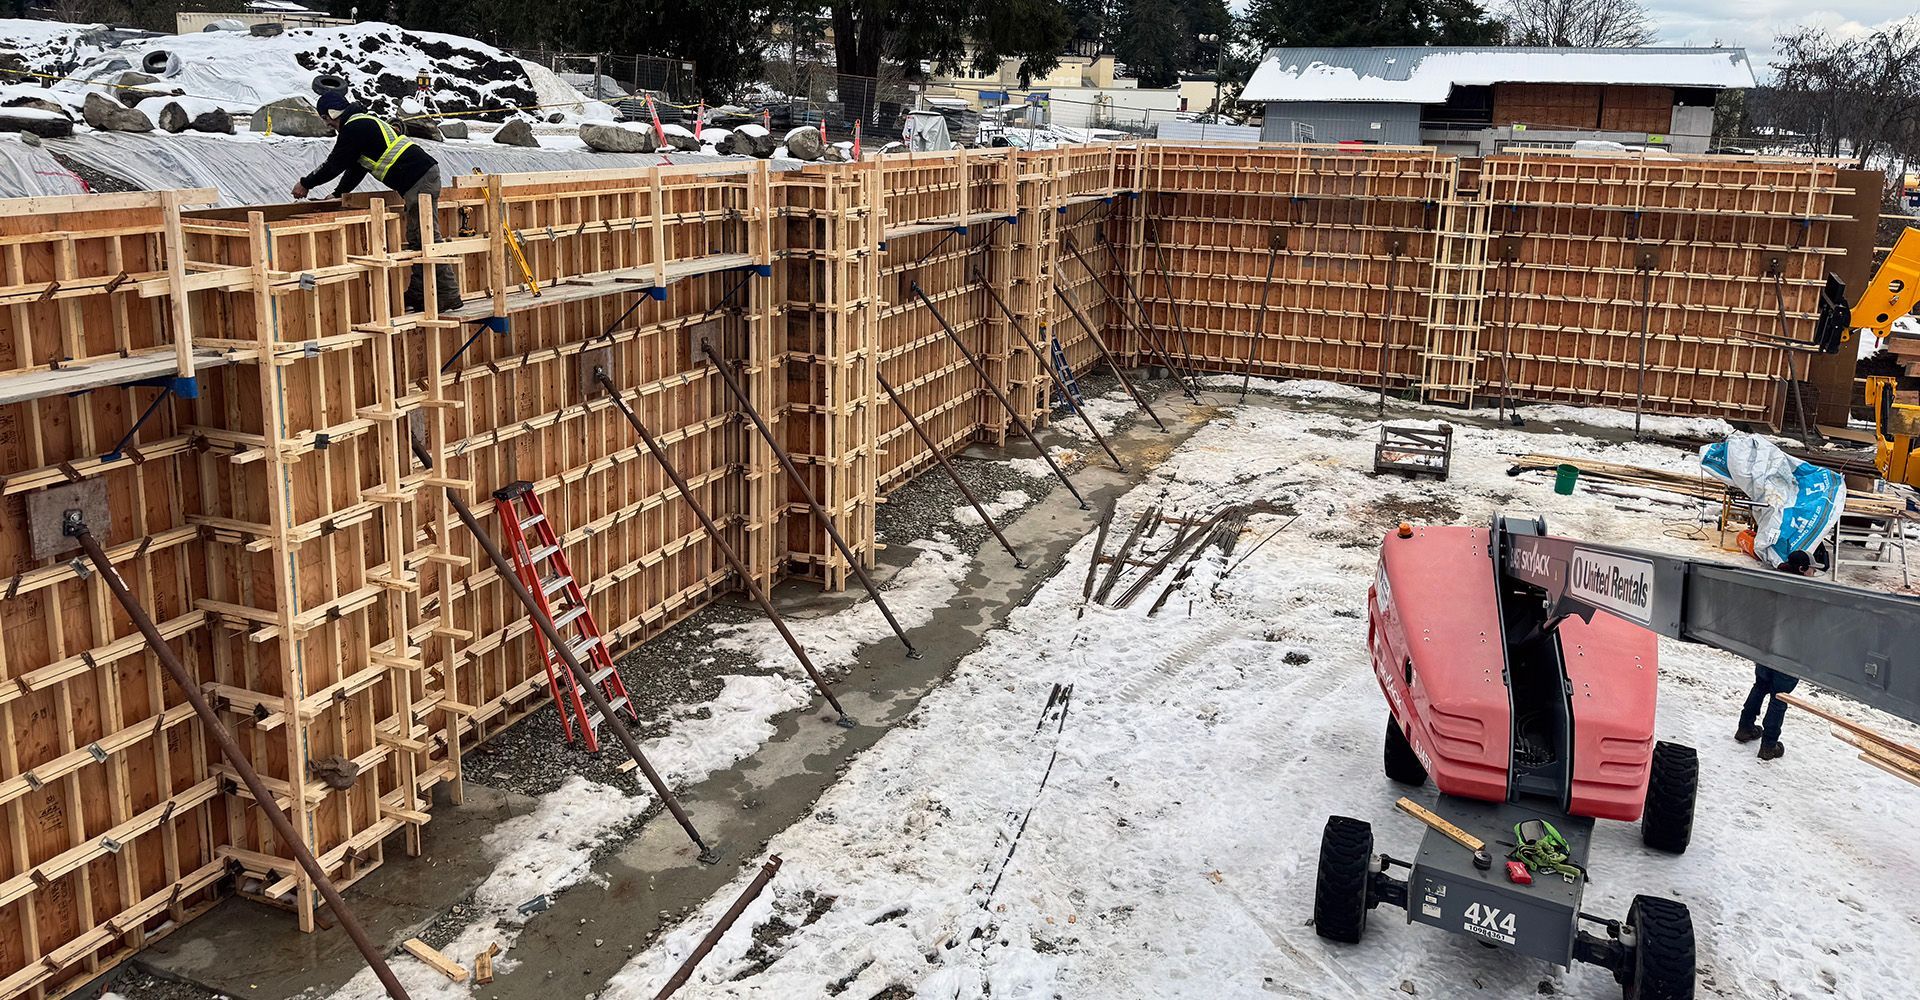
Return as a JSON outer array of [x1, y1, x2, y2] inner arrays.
[[1495, 0, 1655, 47], [1761, 20, 1920, 177]]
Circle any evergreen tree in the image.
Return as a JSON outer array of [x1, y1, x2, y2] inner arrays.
[[1243, 0, 1501, 49], [1112, 0, 1191, 88], [830, 0, 1073, 86]]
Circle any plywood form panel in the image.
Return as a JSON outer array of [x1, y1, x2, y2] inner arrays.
[[1131, 146, 1453, 392], [1478, 153, 1846, 421]]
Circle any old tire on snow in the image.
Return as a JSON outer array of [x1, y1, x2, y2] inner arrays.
[[1622, 894, 1695, 1000], [1384, 714, 1428, 786], [1313, 815, 1373, 944], [1641, 741, 1697, 855]]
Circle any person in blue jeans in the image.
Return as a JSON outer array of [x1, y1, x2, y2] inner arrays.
[[1736, 665, 1798, 761]]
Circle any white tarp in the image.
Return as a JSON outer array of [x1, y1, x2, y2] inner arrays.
[[0, 138, 90, 198], [39, 132, 792, 208]]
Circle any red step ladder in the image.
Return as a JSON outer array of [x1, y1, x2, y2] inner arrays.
[[492, 481, 636, 751]]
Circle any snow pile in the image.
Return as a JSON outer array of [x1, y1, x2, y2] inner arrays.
[[1049, 392, 1135, 441], [602, 388, 1920, 999], [39, 21, 605, 123], [953, 488, 1032, 526], [0, 19, 121, 75], [710, 538, 970, 674]]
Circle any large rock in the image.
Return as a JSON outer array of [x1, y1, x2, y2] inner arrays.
[[579, 122, 657, 154], [492, 118, 536, 147], [438, 119, 469, 140], [83, 93, 154, 133], [250, 96, 330, 137], [115, 71, 166, 107], [784, 126, 824, 161], [400, 118, 444, 142], [158, 101, 189, 133], [0, 110, 72, 139], [3, 96, 72, 118], [723, 124, 775, 158], [190, 108, 235, 135], [659, 124, 700, 152]]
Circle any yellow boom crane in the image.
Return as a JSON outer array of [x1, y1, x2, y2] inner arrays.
[[1850, 228, 1920, 485]]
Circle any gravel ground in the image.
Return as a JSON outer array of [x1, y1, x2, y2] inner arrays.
[[83, 967, 227, 1000], [47, 150, 142, 194], [459, 598, 765, 800], [874, 369, 1144, 556]]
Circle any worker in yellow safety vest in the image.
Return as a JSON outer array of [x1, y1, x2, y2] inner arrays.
[[292, 91, 461, 311]]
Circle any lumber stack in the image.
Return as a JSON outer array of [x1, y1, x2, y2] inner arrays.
[[1510, 452, 1913, 520], [1778, 693, 1920, 786]]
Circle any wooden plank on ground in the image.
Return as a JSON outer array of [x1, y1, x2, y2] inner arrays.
[[403, 938, 468, 982]]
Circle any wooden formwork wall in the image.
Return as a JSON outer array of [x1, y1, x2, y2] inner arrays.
[[0, 193, 225, 1000], [779, 163, 879, 588], [1477, 153, 1850, 422], [870, 151, 1007, 490], [1129, 145, 1457, 392]]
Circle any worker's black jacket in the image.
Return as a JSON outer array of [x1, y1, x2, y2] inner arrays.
[[300, 114, 436, 196]]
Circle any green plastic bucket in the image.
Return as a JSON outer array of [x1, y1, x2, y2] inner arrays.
[[1554, 464, 1579, 495]]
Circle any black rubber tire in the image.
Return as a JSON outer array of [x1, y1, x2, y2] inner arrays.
[[1623, 895, 1695, 1000], [1313, 816, 1373, 944], [1384, 714, 1428, 786], [1642, 741, 1698, 855]]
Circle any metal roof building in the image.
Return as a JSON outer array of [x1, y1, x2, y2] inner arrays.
[[1240, 46, 1756, 154]]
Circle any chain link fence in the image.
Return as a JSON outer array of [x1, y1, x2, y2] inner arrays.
[[757, 59, 916, 143], [506, 49, 700, 119]]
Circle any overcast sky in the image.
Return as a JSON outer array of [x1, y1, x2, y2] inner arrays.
[[1645, 0, 1915, 71], [1223, 2, 1916, 81]]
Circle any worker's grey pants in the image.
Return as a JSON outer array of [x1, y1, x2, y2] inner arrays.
[[399, 165, 461, 307]]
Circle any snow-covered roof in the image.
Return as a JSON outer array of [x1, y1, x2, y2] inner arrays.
[[1241, 46, 1756, 105]]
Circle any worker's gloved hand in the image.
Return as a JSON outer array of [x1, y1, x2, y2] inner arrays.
[[291, 181, 309, 200]]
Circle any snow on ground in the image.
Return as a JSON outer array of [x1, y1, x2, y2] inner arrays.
[[1513, 403, 1734, 439], [1053, 392, 1135, 441], [601, 388, 1920, 1000], [954, 489, 1032, 526], [328, 538, 974, 998], [328, 775, 649, 1000], [710, 537, 971, 673], [0, 19, 119, 75]]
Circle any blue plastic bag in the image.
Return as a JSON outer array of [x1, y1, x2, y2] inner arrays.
[[1700, 433, 1845, 568]]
